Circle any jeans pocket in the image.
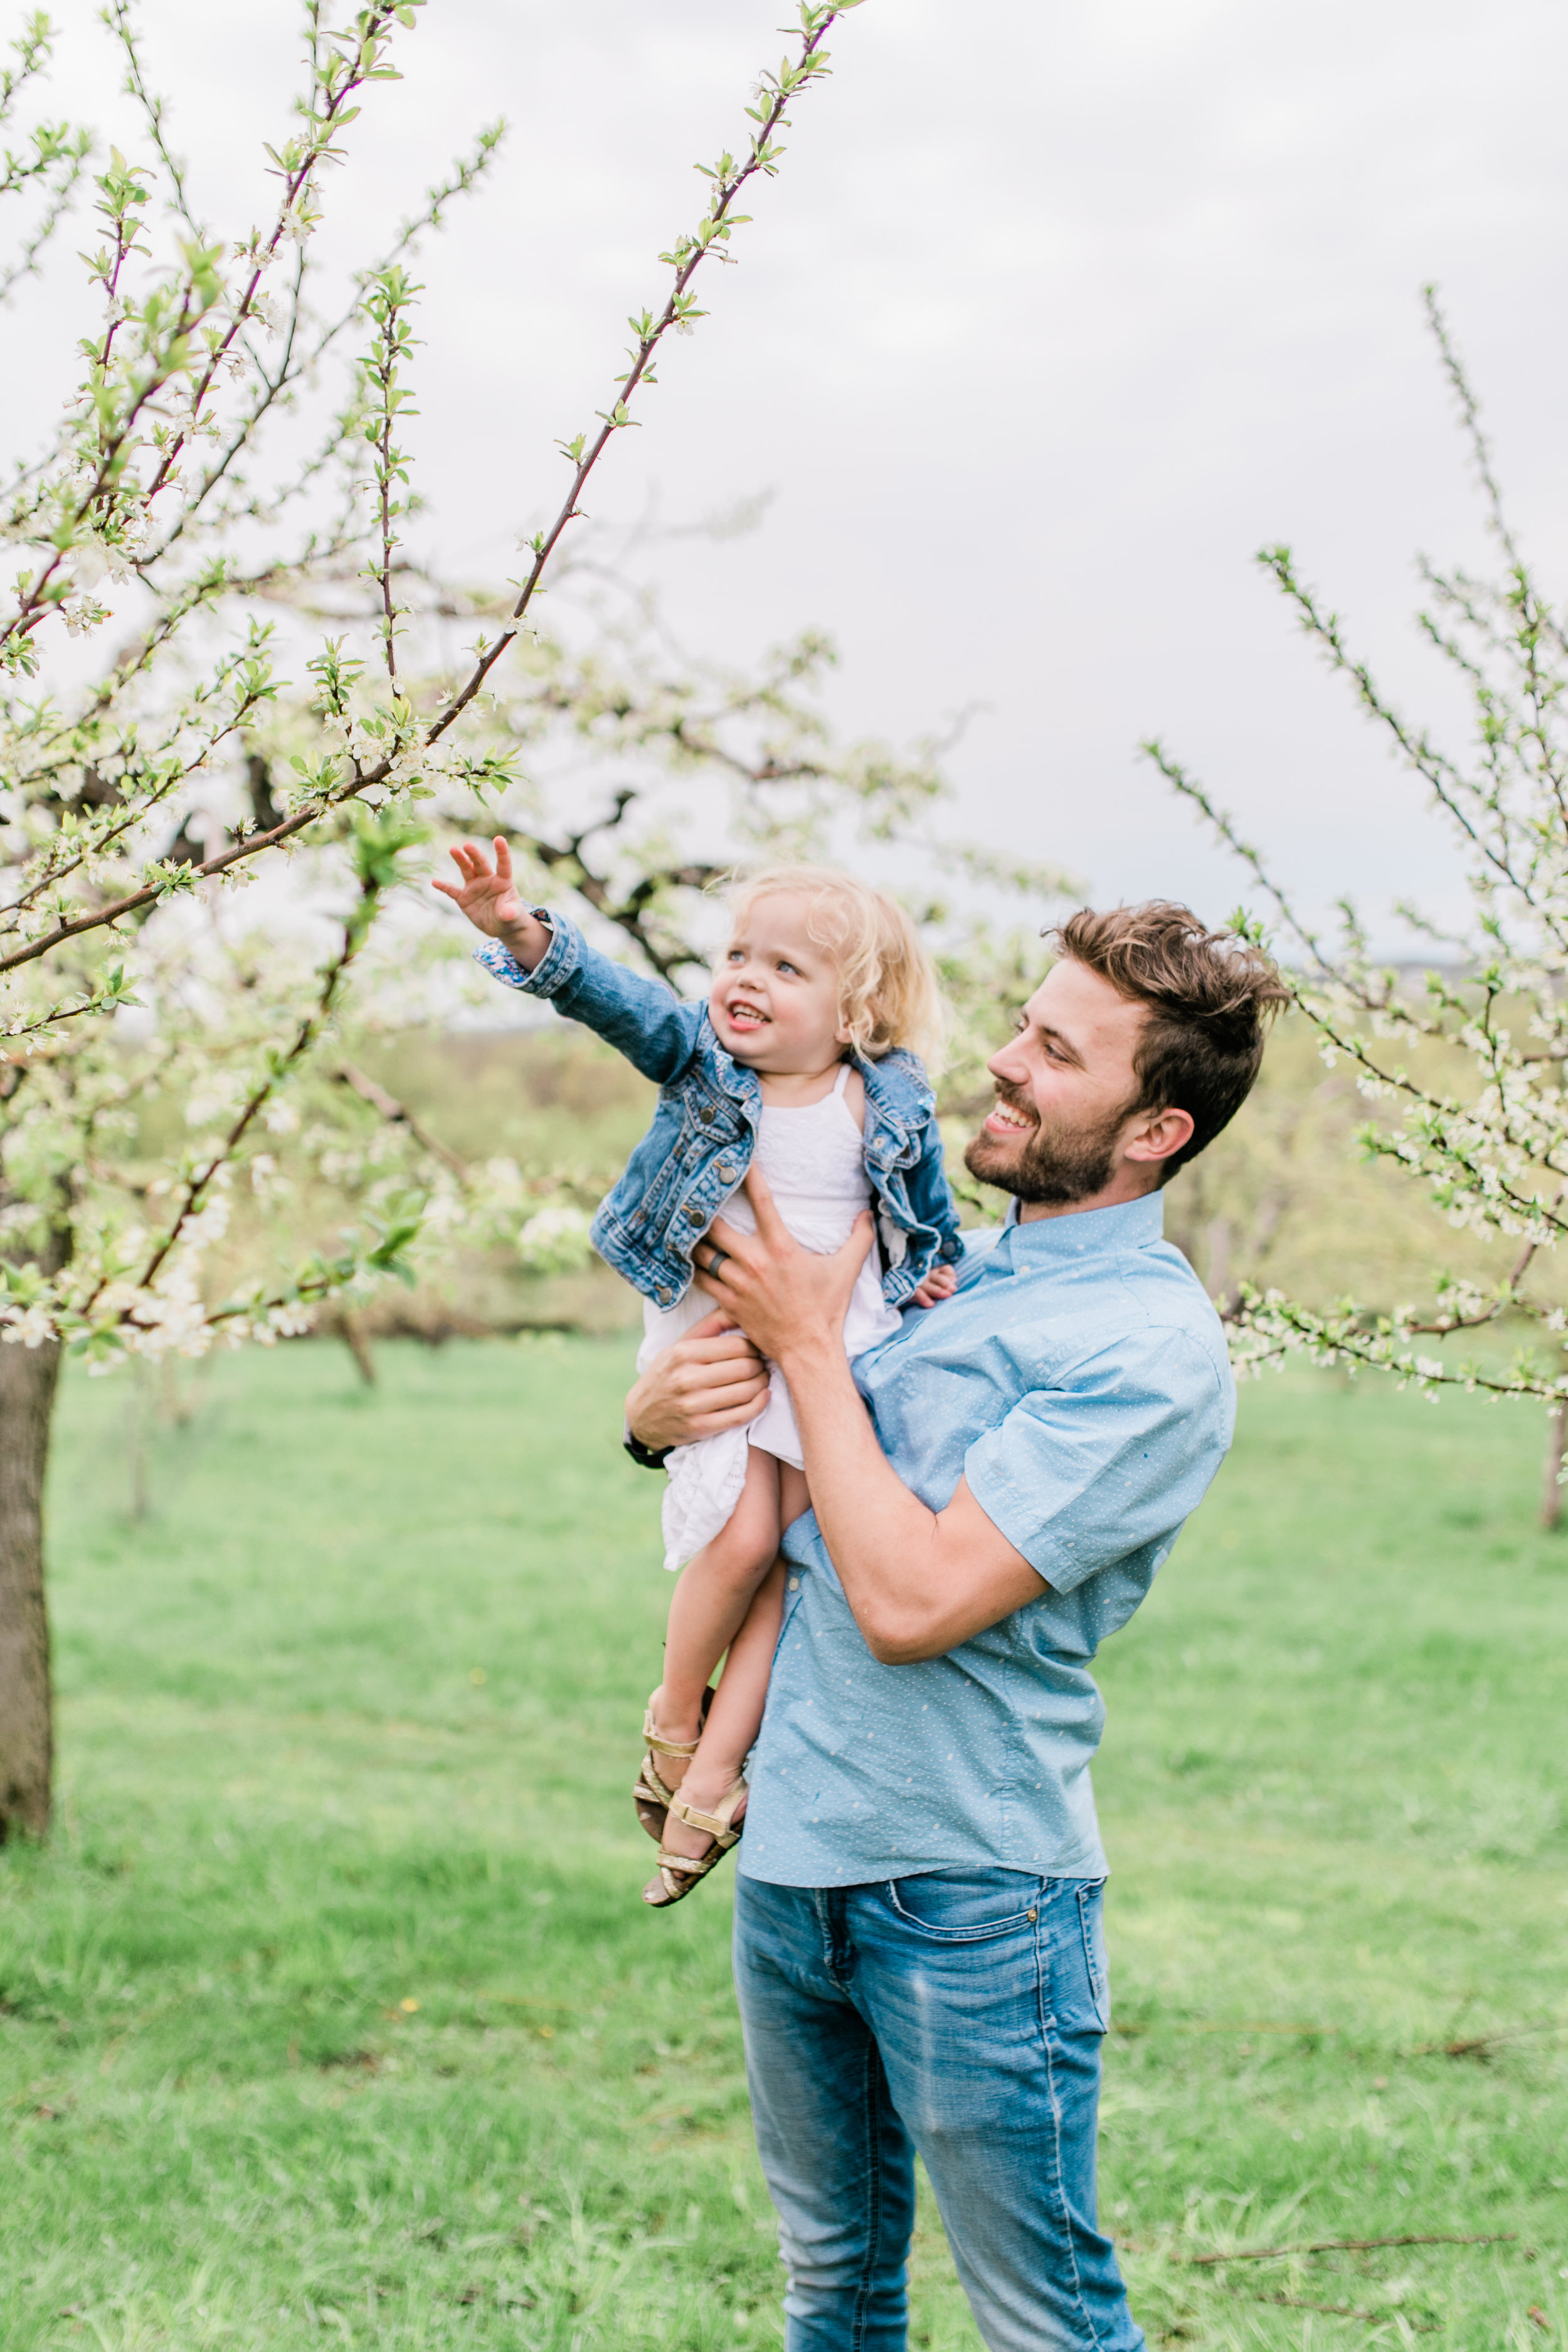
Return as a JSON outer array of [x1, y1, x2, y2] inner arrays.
[[1075, 1881, 1111, 2035], [885, 1868, 1042, 1942]]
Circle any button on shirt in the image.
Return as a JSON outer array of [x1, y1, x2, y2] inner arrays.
[[738, 1190, 1234, 1888]]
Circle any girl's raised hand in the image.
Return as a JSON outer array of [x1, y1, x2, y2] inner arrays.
[[432, 835, 531, 939]]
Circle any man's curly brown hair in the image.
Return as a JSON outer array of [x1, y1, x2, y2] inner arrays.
[[1049, 902, 1290, 1183]]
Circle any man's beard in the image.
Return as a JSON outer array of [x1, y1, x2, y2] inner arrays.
[[963, 1083, 1129, 1208]]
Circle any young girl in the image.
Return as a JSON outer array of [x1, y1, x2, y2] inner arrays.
[[433, 844, 963, 1906]]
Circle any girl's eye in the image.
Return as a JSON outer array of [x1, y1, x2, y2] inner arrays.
[[776, 960, 799, 978], [726, 948, 744, 965]]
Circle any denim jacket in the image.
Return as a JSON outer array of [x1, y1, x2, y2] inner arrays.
[[476, 913, 965, 1311]]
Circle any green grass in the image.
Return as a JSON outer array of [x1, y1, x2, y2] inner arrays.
[[2, 1341, 1566, 2351]]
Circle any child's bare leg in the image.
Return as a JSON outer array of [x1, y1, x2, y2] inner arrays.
[[778, 1461, 810, 1535], [687, 1458, 804, 1794], [660, 1559, 787, 1862], [650, 1447, 780, 1780]]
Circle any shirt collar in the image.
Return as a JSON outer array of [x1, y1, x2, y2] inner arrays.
[[999, 1187, 1165, 1258]]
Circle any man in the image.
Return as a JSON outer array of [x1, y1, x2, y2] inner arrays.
[[625, 902, 1288, 2352]]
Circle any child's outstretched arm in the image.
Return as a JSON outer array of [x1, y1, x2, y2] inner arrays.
[[433, 835, 701, 1086], [432, 836, 551, 970]]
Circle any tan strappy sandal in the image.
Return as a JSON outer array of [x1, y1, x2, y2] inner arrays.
[[632, 1690, 711, 1845], [642, 1776, 747, 1908]]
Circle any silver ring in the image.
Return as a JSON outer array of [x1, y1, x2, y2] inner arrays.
[[706, 1246, 729, 1273]]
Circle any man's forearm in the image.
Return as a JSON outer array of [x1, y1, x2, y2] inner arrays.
[[781, 1337, 941, 1661], [781, 1330, 1048, 1663], [781, 1338, 1047, 1665], [785, 1336, 931, 1590]]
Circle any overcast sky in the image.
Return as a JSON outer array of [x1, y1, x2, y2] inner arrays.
[[11, 0, 1568, 946]]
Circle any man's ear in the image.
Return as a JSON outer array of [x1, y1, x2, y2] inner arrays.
[[1123, 1105, 1195, 1167]]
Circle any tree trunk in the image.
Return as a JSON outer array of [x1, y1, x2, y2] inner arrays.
[[0, 1332, 63, 1840], [326, 1308, 377, 1387], [1540, 1403, 1567, 1533]]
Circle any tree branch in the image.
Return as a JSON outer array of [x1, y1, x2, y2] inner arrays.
[[426, 3, 854, 746]]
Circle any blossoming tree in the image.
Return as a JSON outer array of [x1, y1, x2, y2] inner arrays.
[[1148, 294, 1568, 1522], [0, 0, 1064, 1843], [0, 0, 892, 1838]]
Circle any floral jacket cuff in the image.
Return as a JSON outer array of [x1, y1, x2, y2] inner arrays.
[[472, 908, 580, 1000]]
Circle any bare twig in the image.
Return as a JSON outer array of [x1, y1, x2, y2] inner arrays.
[[332, 1061, 469, 1177], [1113, 2020, 1339, 2038], [1187, 2232, 1516, 2267], [427, 3, 852, 746], [1225, 2286, 1439, 2331], [1424, 284, 1522, 575], [1409, 2020, 1567, 2060]]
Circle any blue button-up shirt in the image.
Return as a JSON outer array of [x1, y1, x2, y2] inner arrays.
[[738, 1190, 1234, 1888]]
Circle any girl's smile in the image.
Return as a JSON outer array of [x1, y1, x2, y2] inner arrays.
[[708, 892, 850, 1076]]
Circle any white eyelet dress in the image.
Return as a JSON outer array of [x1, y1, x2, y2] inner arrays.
[[635, 1062, 903, 1573]]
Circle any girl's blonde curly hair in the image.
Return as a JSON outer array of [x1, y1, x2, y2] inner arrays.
[[723, 864, 945, 1069]]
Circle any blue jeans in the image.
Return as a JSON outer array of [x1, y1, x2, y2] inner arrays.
[[733, 1870, 1143, 2352]]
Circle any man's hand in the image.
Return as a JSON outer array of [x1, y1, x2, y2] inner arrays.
[[432, 836, 551, 970], [697, 1167, 874, 1371], [625, 1311, 770, 1450], [909, 1261, 958, 1310]]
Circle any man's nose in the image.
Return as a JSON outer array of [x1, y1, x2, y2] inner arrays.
[[987, 1040, 1028, 1084]]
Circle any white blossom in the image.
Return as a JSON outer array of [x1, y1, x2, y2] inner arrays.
[[516, 1203, 593, 1273], [1, 1304, 56, 1348], [185, 1075, 248, 1129]]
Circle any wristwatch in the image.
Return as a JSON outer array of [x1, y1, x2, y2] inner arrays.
[[622, 1423, 672, 1471]]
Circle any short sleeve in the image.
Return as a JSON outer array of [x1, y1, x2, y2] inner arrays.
[[962, 1325, 1229, 1591]]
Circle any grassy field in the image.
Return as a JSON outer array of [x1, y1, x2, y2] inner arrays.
[[1, 1338, 1565, 2351]]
